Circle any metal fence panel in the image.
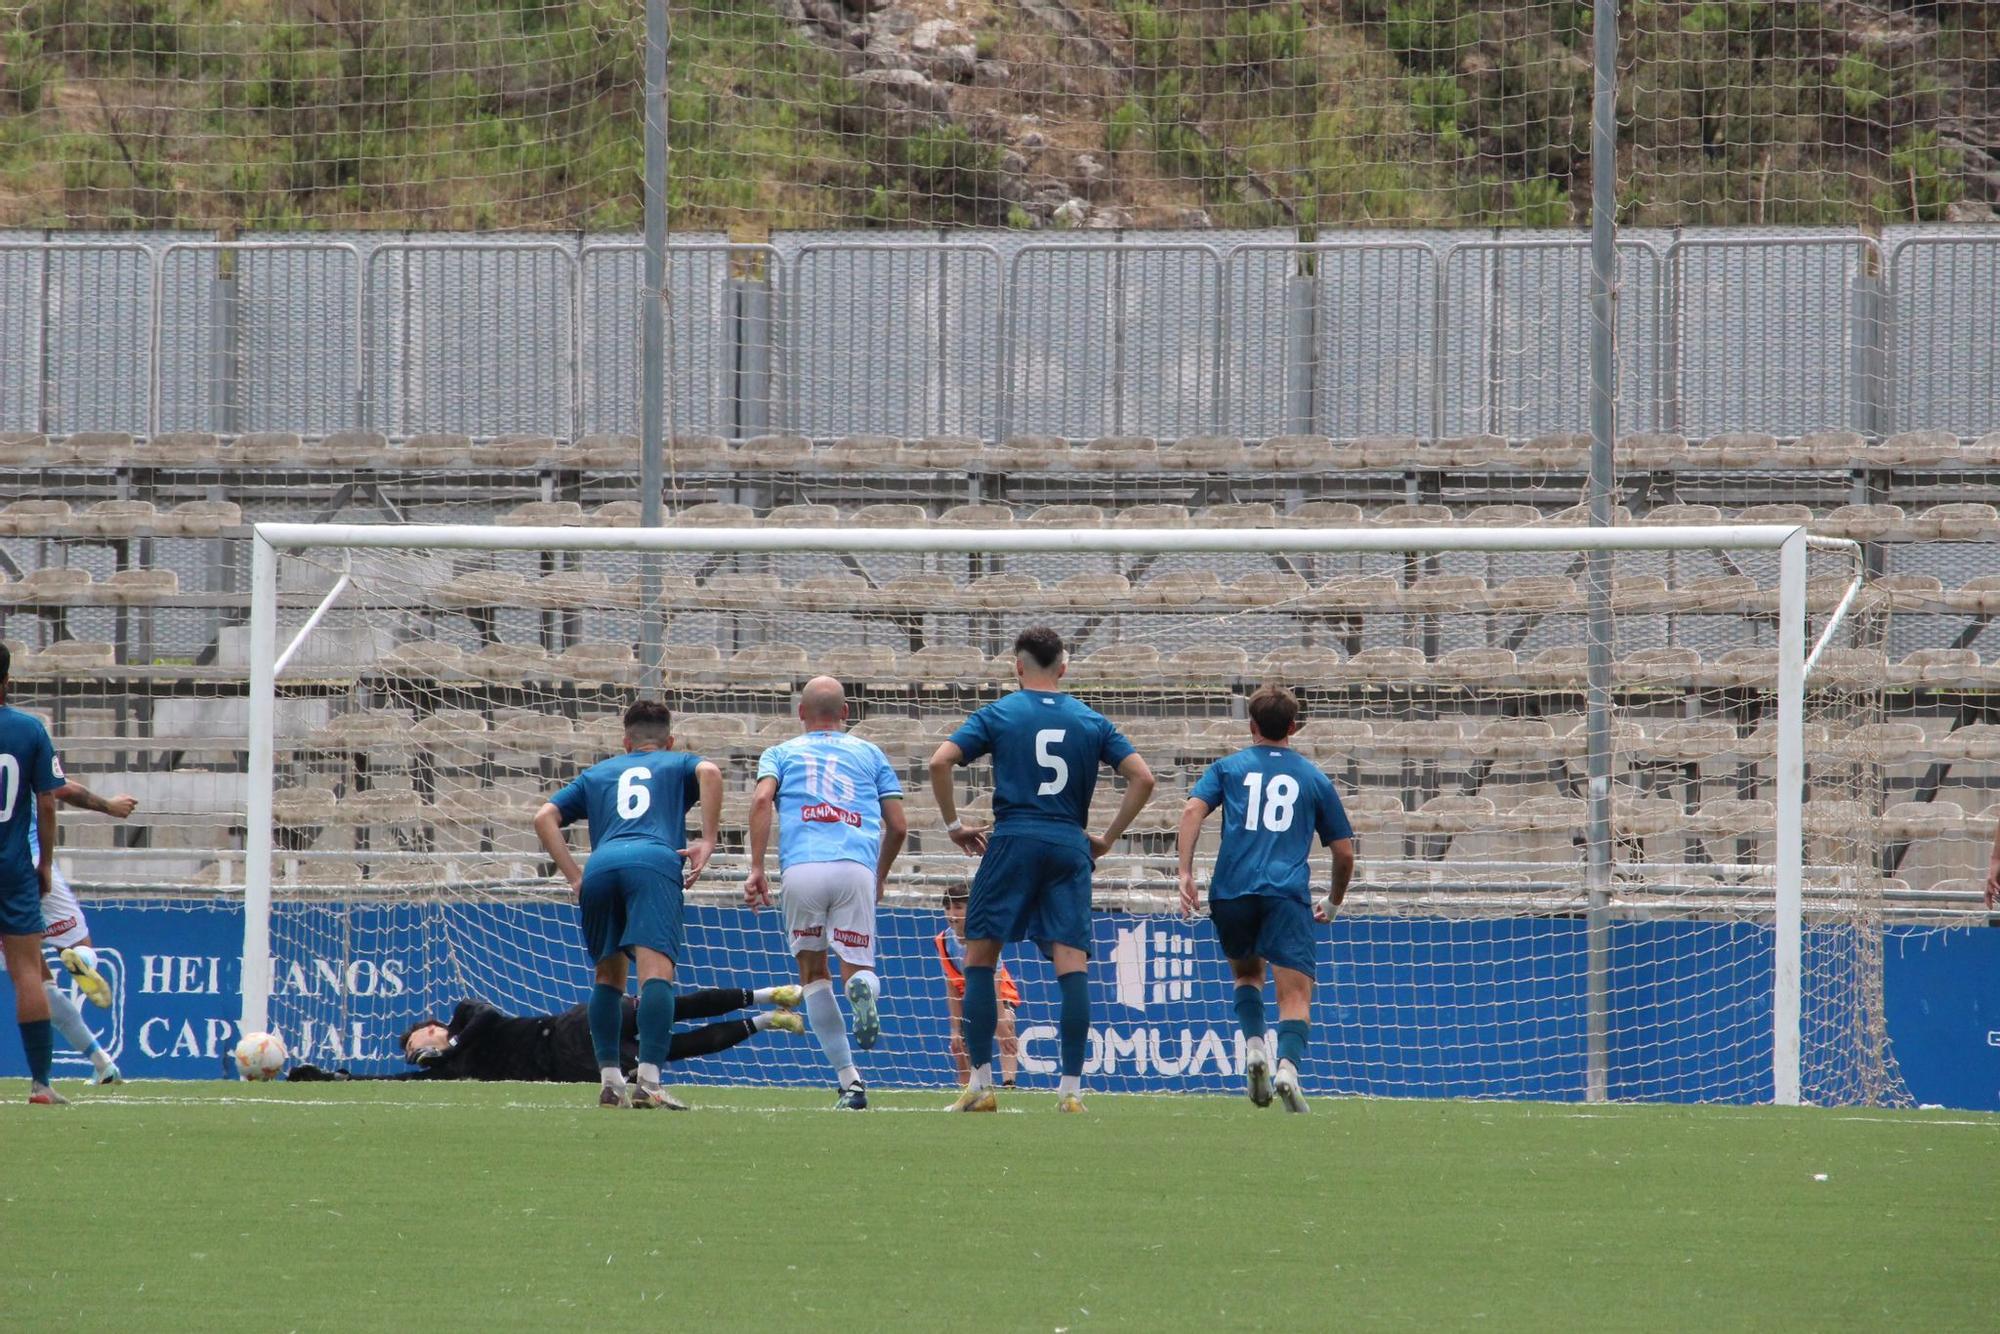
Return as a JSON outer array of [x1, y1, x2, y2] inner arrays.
[[788, 242, 1001, 439], [1, 241, 155, 435], [363, 241, 576, 439], [1889, 234, 2000, 438]]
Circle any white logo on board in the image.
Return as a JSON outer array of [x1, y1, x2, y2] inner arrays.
[[1110, 925, 1195, 1013]]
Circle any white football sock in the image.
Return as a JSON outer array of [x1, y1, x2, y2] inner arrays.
[[44, 982, 101, 1060], [846, 969, 882, 1001], [1059, 1074, 1081, 1097], [636, 1062, 661, 1086], [969, 1062, 994, 1090], [752, 1012, 775, 1031], [803, 979, 853, 1082], [600, 1065, 626, 1087], [752, 986, 782, 1005]]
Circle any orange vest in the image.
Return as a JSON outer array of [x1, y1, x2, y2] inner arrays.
[[934, 930, 1022, 1007]]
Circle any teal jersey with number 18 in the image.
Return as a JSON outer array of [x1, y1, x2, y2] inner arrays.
[[549, 749, 703, 863], [1191, 745, 1352, 905]]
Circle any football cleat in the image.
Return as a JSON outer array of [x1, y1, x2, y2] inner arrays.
[[599, 1081, 632, 1110], [835, 1082, 868, 1110], [1056, 1092, 1086, 1114], [1273, 1064, 1309, 1115], [95, 1061, 123, 1086], [28, 1083, 69, 1107], [633, 1082, 688, 1111], [61, 947, 112, 1008], [767, 1011, 806, 1035], [846, 973, 880, 1051], [767, 984, 804, 1010], [946, 1085, 998, 1112], [1244, 1044, 1274, 1109]]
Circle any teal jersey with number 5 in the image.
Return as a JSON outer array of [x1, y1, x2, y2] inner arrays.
[[1191, 746, 1352, 905], [949, 691, 1135, 848], [550, 749, 703, 862]]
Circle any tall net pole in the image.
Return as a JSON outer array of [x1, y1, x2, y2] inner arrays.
[[639, 0, 670, 693]]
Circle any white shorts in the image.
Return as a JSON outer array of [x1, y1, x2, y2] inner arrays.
[[41, 866, 89, 950], [781, 861, 877, 968]]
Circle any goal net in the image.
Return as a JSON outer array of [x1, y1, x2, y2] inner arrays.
[[241, 520, 1908, 1106]]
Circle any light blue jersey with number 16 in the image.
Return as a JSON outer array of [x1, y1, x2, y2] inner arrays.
[[756, 730, 903, 872]]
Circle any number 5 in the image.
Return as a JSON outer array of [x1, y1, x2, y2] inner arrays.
[[1035, 729, 1069, 795]]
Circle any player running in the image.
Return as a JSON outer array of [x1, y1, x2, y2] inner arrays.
[[1176, 685, 1354, 1114], [745, 675, 907, 1110], [286, 985, 805, 1083], [928, 626, 1155, 1113], [31, 775, 138, 1085], [936, 885, 1020, 1089], [533, 699, 721, 1111], [0, 643, 66, 1105]]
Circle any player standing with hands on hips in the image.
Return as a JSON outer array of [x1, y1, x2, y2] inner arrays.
[[0, 643, 66, 1105], [534, 699, 722, 1111], [1177, 685, 1354, 1114], [929, 627, 1155, 1113]]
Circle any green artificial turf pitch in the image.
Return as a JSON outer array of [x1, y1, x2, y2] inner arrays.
[[4, 1083, 1995, 1331]]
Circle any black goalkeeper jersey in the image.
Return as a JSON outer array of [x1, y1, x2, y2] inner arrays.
[[399, 988, 757, 1082]]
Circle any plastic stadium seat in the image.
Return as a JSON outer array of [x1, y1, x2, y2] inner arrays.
[[471, 642, 551, 684], [314, 709, 417, 748], [823, 436, 906, 470], [669, 501, 753, 527], [790, 572, 874, 610], [737, 434, 812, 470], [1110, 503, 1191, 529], [880, 573, 959, 608], [526, 571, 613, 608], [1546, 502, 1633, 527], [1160, 436, 1246, 471], [1809, 647, 1889, 686], [700, 573, 785, 607], [1615, 798, 1683, 838], [1055, 572, 1130, 608], [1076, 436, 1158, 470], [1637, 721, 1740, 763], [557, 642, 637, 684], [1879, 800, 1965, 840], [1872, 574, 1945, 610], [1490, 575, 1579, 611], [660, 645, 723, 678], [1876, 430, 1959, 468], [816, 645, 900, 682], [58, 432, 135, 466], [1616, 646, 1702, 685], [222, 431, 302, 465], [1346, 646, 1427, 684], [164, 500, 243, 536], [1813, 504, 1906, 541], [438, 570, 530, 608], [1135, 570, 1224, 606], [1377, 719, 1465, 757], [1522, 646, 1588, 688], [1511, 795, 1586, 833], [103, 568, 179, 603], [1948, 576, 2000, 614], [1693, 799, 1774, 837], [272, 787, 338, 827], [937, 503, 1015, 528], [1617, 433, 1687, 469], [968, 573, 1042, 608], [752, 503, 829, 528], [1893, 649, 1982, 687], [1286, 501, 1365, 527], [1339, 435, 1417, 468], [0, 432, 48, 466], [1304, 575, 1398, 610], [1970, 432, 2000, 466], [1025, 504, 1104, 528], [470, 435, 557, 467], [383, 641, 468, 680], [1340, 792, 1409, 834], [1640, 503, 1723, 526], [12, 567, 94, 600], [1401, 574, 1486, 610], [851, 503, 928, 528], [491, 710, 579, 752], [409, 708, 487, 747], [1371, 503, 1453, 528], [1195, 502, 1278, 528], [725, 644, 808, 685], [1245, 435, 1337, 471], [301, 430, 386, 466], [1733, 503, 1815, 526], [667, 435, 736, 469], [609, 574, 696, 608], [589, 501, 641, 527], [1913, 503, 1999, 540], [1417, 435, 1506, 468], [1437, 646, 1516, 683], [569, 434, 637, 469], [1164, 645, 1249, 683], [1072, 645, 1161, 683], [909, 437, 983, 469], [0, 499, 71, 536], [1231, 571, 1308, 605], [1688, 432, 1780, 468], [1465, 504, 1543, 528], [1256, 646, 1343, 683], [1940, 725, 2000, 762], [499, 500, 587, 527], [1410, 794, 1494, 834], [1472, 718, 1555, 762], [1521, 433, 1590, 470], [1678, 574, 1757, 612], [148, 431, 222, 466], [906, 646, 987, 682]]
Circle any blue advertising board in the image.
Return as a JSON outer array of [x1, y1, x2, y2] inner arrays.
[[2, 901, 1994, 1109]]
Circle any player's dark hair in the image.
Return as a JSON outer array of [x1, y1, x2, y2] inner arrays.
[[397, 1018, 445, 1062], [1247, 684, 1300, 741], [624, 698, 673, 742], [1014, 626, 1064, 670], [0, 642, 9, 684], [942, 883, 969, 907]]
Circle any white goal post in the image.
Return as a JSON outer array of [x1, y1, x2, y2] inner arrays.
[[240, 521, 1885, 1105]]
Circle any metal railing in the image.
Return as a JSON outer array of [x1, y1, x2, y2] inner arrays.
[[3, 230, 1995, 444]]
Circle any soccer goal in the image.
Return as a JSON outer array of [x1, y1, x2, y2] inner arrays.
[[238, 521, 1906, 1106]]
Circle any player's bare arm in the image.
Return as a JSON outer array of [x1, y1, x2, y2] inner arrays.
[[745, 775, 779, 907], [1176, 794, 1213, 919], [1985, 820, 1999, 909], [875, 793, 908, 900], [532, 801, 584, 892], [928, 740, 987, 855], [681, 759, 723, 886], [1316, 838, 1357, 923], [35, 788, 57, 898], [57, 781, 138, 819], [1089, 751, 1156, 861]]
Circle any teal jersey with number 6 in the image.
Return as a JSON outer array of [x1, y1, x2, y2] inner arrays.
[[1191, 745, 1352, 905], [550, 749, 703, 863], [949, 691, 1135, 847]]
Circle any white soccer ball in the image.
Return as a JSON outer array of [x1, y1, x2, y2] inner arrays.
[[234, 1031, 288, 1081]]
